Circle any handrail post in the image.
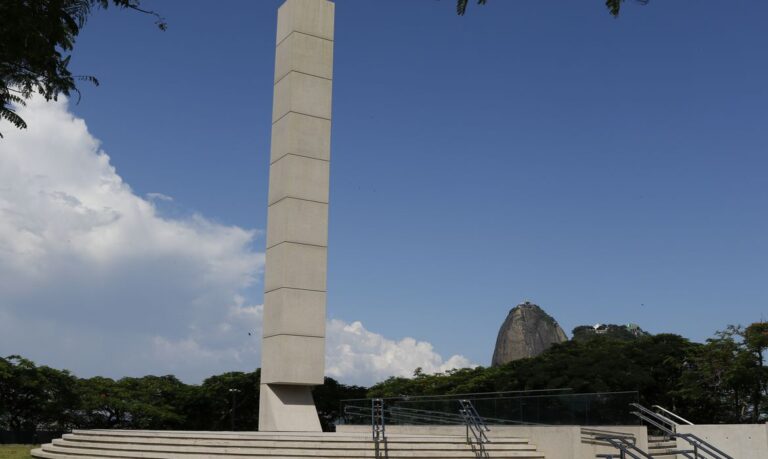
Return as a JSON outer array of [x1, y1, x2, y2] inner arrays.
[[380, 398, 385, 439], [371, 398, 386, 459], [465, 414, 469, 444]]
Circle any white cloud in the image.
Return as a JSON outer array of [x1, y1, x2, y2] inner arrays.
[[0, 95, 264, 381], [325, 319, 475, 386], [0, 95, 473, 386], [146, 192, 174, 202]]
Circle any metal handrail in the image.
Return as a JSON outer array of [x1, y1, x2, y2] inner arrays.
[[461, 399, 490, 432], [341, 390, 642, 427], [360, 398, 492, 459], [388, 407, 464, 425], [630, 404, 733, 459], [595, 436, 652, 459], [674, 433, 733, 459], [630, 403, 679, 433], [345, 403, 544, 427], [341, 388, 573, 403], [347, 404, 468, 425], [652, 405, 694, 426], [632, 411, 698, 458], [458, 400, 489, 458], [631, 411, 674, 436]]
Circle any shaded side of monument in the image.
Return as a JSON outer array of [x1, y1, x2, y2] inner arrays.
[[259, 0, 335, 432], [492, 302, 568, 366]]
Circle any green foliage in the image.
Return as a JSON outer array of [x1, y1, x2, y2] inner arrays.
[[456, 0, 487, 17], [0, 0, 164, 137], [76, 375, 191, 429], [191, 371, 261, 431], [0, 356, 78, 431], [0, 358, 363, 432], [456, 0, 650, 17], [676, 324, 768, 422], [572, 324, 650, 342], [605, 0, 651, 17], [2, 322, 766, 431], [369, 326, 767, 423], [313, 377, 367, 431]]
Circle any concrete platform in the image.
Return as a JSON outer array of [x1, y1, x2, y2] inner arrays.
[[31, 430, 545, 459]]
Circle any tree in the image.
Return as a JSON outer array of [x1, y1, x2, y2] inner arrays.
[[456, 0, 650, 16], [312, 377, 367, 431], [0, 355, 79, 432], [744, 322, 768, 421], [0, 0, 164, 137], [190, 370, 261, 431], [76, 376, 130, 428]]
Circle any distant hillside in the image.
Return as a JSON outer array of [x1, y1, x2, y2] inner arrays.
[[572, 323, 650, 342]]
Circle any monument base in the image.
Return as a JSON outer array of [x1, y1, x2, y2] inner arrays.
[[258, 383, 322, 432]]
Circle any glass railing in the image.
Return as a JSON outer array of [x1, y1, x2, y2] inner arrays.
[[340, 390, 640, 427]]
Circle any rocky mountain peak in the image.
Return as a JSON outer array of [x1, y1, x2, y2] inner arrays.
[[491, 302, 568, 366]]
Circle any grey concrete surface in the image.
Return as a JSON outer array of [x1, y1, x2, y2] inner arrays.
[[259, 0, 335, 432], [676, 424, 768, 459]]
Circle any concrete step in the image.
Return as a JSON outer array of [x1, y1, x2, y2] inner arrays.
[[34, 449, 544, 459], [64, 432, 531, 445], [649, 445, 678, 451], [32, 430, 545, 459], [52, 438, 537, 452], [648, 439, 677, 454], [41, 444, 544, 458], [69, 430, 528, 444]]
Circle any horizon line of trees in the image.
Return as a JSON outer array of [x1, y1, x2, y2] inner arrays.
[[2, 321, 766, 433], [369, 322, 768, 424], [0, 359, 365, 433]]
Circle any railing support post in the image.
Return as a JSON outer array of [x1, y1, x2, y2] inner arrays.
[[371, 398, 385, 459]]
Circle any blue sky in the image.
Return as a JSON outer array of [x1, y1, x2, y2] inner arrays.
[[1, 0, 766, 384]]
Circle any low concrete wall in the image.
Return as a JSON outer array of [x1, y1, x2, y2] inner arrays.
[[580, 426, 648, 459], [676, 424, 768, 459], [337, 424, 647, 459]]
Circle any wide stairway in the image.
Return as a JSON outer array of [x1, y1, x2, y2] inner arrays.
[[647, 435, 678, 457], [31, 430, 545, 459]]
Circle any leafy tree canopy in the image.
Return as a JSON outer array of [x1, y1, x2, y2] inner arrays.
[[0, 0, 164, 137], [368, 323, 768, 424], [456, 0, 650, 16]]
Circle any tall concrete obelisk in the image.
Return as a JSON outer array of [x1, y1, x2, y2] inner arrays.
[[258, 0, 334, 432]]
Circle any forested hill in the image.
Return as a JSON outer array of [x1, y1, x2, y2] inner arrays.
[[369, 323, 768, 424], [2, 322, 766, 431]]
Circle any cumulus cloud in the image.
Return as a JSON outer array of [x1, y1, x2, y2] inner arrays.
[[0, 95, 472, 385], [0, 95, 264, 381], [326, 320, 475, 386]]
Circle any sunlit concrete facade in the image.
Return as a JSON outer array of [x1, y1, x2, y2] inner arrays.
[[258, 0, 334, 432]]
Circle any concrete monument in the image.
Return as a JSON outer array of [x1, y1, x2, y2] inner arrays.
[[258, 0, 335, 432]]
